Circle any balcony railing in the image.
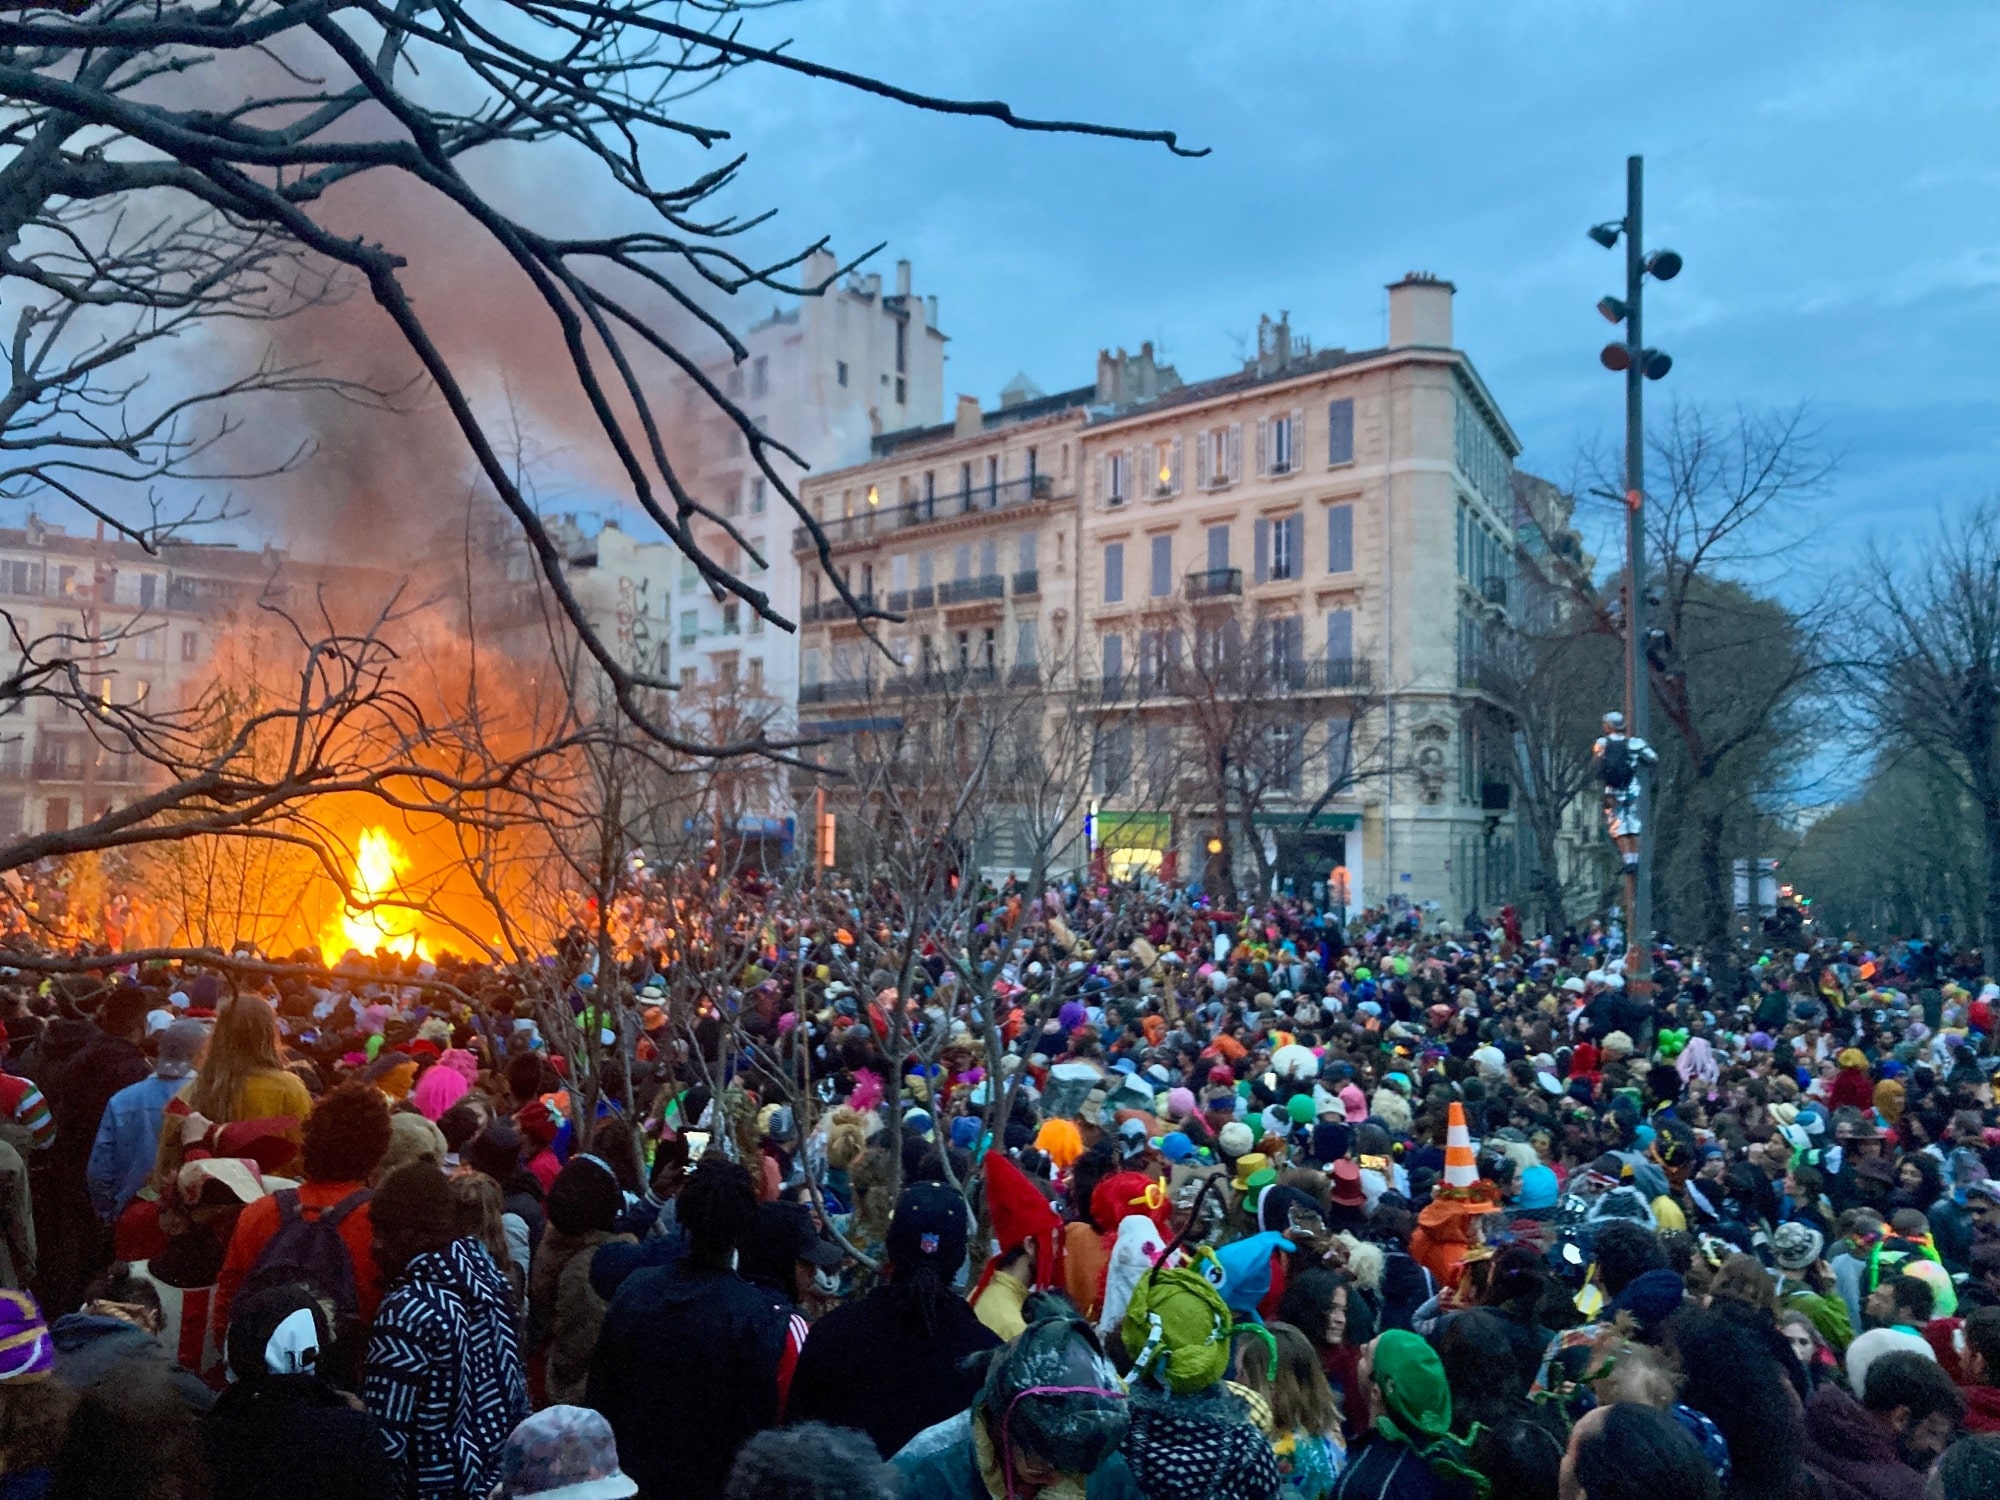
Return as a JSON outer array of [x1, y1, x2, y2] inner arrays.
[[802, 664, 1021, 706], [1087, 657, 1372, 705], [798, 678, 875, 706], [1012, 569, 1039, 597], [936, 574, 1005, 606], [1184, 567, 1243, 601], [794, 473, 1059, 551], [1007, 662, 1042, 687]]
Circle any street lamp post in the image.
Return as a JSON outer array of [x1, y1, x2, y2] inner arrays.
[[1592, 154, 1681, 977]]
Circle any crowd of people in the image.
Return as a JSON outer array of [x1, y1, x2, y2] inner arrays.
[[0, 887, 1996, 1500]]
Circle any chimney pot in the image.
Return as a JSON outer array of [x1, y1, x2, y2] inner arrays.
[[895, 259, 912, 298], [954, 394, 982, 438]]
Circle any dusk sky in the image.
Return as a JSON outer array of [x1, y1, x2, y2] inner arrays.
[[670, 1, 2000, 562]]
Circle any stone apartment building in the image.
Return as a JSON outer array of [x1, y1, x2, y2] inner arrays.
[[0, 516, 325, 840], [791, 275, 1531, 916]]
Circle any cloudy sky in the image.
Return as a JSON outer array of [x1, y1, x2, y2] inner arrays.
[[666, 0, 2000, 558]]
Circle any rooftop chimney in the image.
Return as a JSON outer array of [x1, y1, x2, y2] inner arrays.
[[895, 259, 912, 298], [1096, 343, 1182, 406], [1387, 273, 1455, 349], [954, 394, 982, 438]]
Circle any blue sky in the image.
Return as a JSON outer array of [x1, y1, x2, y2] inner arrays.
[[656, 0, 2000, 555]]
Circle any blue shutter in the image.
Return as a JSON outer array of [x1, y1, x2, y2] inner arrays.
[[1104, 542, 1124, 603], [1254, 518, 1270, 583], [1283, 515, 1304, 579], [1328, 505, 1354, 573], [1207, 525, 1230, 572], [1327, 609, 1354, 682], [1103, 633, 1123, 683], [1327, 398, 1355, 465], [1151, 534, 1172, 597]]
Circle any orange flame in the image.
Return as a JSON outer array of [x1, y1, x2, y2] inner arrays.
[[319, 827, 435, 965]]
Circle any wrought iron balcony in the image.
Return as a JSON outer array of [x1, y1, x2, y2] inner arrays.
[[1184, 567, 1244, 601]]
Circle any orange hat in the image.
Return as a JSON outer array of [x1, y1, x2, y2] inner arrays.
[[1034, 1117, 1084, 1170]]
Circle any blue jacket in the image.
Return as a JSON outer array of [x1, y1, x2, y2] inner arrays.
[[86, 1072, 181, 1222]]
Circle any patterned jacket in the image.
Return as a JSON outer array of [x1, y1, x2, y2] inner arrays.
[[363, 1236, 530, 1500]]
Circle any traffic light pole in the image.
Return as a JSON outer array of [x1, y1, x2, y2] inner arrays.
[[1622, 155, 1650, 977]]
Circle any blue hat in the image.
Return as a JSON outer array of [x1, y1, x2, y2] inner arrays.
[[1158, 1132, 1194, 1163], [950, 1115, 980, 1150], [1516, 1164, 1559, 1211]]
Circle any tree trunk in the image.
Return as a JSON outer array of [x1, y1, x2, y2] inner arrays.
[[1696, 790, 1735, 997], [1533, 815, 1568, 937]]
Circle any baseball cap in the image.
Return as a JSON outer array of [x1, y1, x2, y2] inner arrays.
[[766, 1200, 846, 1271], [885, 1181, 969, 1273], [155, 1019, 207, 1080]]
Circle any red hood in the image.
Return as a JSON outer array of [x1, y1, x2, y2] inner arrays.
[[1963, 1382, 2000, 1434]]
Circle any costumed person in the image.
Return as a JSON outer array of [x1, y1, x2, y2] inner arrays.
[[1592, 710, 1657, 880], [1407, 1104, 1500, 1295], [1094, 1172, 1175, 1344], [969, 1152, 1062, 1343], [1332, 1330, 1488, 1500]]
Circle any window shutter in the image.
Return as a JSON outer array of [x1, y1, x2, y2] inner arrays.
[[1093, 455, 1104, 503], [1137, 442, 1152, 498], [1227, 423, 1243, 483], [1170, 436, 1184, 494], [1104, 541, 1123, 604], [1254, 518, 1270, 584], [1103, 633, 1123, 683], [1197, 430, 1213, 488], [1327, 609, 1354, 676], [1285, 514, 1304, 577], [1328, 398, 1354, 465], [1291, 408, 1305, 473], [1208, 524, 1229, 572], [1256, 416, 1270, 477], [1328, 504, 1354, 574]]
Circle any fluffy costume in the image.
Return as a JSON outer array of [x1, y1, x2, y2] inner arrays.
[[1369, 1087, 1412, 1136]]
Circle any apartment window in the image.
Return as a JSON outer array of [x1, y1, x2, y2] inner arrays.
[[1017, 533, 1037, 573], [891, 554, 910, 593], [139, 573, 157, 609], [1016, 617, 1037, 667], [1266, 724, 1303, 792], [983, 455, 1000, 499], [750, 355, 768, 398], [44, 798, 67, 832], [1327, 716, 1353, 784], [0, 797, 19, 839], [1102, 632, 1124, 683], [922, 471, 936, 512], [1263, 411, 1299, 475], [726, 367, 744, 398], [0, 562, 36, 597], [1026, 446, 1039, 480], [954, 629, 972, 670], [954, 544, 972, 582], [1104, 451, 1130, 507], [1196, 424, 1241, 488], [958, 462, 973, 503], [748, 658, 764, 690], [1327, 504, 1355, 574], [1328, 397, 1355, 466], [679, 610, 697, 646], [1327, 609, 1355, 677], [723, 480, 743, 519], [722, 603, 741, 635], [57, 566, 75, 596], [1144, 725, 1175, 792], [1254, 514, 1303, 583], [980, 627, 997, 670], [917, 551, 934, 589], [836, 361, 849, 388], [1103, 541, 1125, 604], [802, 647, 823, 686], [1270, 615, 1304, 685], [1093, 724, 1132, 797], [134, 630, 160, 662], [718, 655, 738, 688], [749, 609, 764, 636], [1151, 436, 1182, 498], [179, 631, 199, 661], [1150, 534, 1172, 597], [1207, 525, 1230, 572]]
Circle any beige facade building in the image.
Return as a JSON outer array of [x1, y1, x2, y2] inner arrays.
[[792, 275, 1529, 916], [0, 515, 333, 840]]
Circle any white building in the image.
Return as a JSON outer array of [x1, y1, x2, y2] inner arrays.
[[674, 250, 947, 713]]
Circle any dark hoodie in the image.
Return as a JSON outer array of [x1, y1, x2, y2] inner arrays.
[[50, 1312, 213, 1413], [1800, 1385, 1925, 1500], [587, 1256, 788, 1500], [203, 1284, 395, 1500]]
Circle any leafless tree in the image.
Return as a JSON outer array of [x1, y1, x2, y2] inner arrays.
[[1846, 498, 2000, 953], [1528, 405, 1836, 969], [0, 0, 1199, 754]]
